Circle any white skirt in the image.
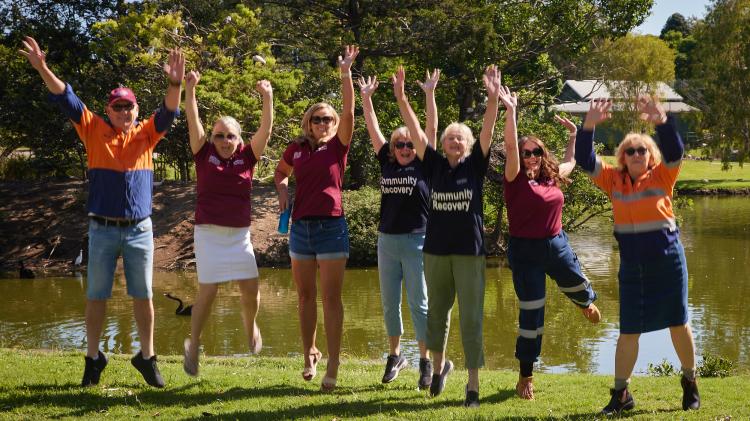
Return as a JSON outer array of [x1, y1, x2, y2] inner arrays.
[[194, 224, 259, 284]]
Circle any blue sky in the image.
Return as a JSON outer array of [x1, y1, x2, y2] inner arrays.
[[635, 0, 712, 35]]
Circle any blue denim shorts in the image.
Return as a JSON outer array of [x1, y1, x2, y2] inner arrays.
[[289, 217, 349, 260], [87, 217, 154, 300]]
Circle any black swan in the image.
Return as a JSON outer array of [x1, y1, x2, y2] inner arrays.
[[164, 293, 193, 316]]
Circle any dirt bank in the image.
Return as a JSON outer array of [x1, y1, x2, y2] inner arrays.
[[0, 180, 289, 274]]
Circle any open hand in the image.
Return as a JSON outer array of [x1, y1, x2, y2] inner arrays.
[[483, 65, 502, 100], [358, 76, 379, 98], [338, 45, 359, 74], [19, 36, 47, 71], [583, 98, 612, 130], [637, 95, 667, 125], [391, 66, 406, 100], [497, 85, 517, 111], [164, 48, 185, 85], [554, 115, 577, 135], [417, 69, 440, 93], [255, 79, 273, 97]]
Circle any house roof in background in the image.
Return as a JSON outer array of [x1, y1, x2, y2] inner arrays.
[[560, 80, 685, 101]]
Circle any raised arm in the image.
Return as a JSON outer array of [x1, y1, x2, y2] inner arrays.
[[499, 85, 520, 182], [337, 45, 359, 145], [479, 65, 502, 158], [417, 69, 440, 149], [392, 66, 429, 160], [555, 115, 578, 179], [250, 80, 274, 161], [576, 98, 612, 173], [358, 76, 387, 154], [184, 71, 206, 155], [19, 36, 65, 95], [162, 49, 185, 112], [637, 95, 683, 163]]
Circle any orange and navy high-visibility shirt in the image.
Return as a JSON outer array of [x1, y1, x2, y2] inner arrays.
[[50, 84, 178, 219], [575, 119, 684, 261]]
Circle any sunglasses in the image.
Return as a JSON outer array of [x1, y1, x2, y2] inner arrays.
[[394, 141, 414, 150], [213, 132, 238, 141], [521, 148, 543, 159], [311, 115, 335, 125], [111, 103, 135, 112], [625, 146, 648, 156]]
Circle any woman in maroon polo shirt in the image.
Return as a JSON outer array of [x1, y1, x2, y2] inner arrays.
[[182, 70, 273, 377], [274, 45, 358, 392], [500, 87, 600, 400]]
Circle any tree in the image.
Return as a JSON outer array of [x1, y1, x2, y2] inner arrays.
[[690, 0, 750, 165], [583, 34, 675, 135], [660, 13, 691, 37]]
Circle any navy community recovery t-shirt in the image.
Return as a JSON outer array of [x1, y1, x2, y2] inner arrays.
[[377, 145, 429, 234], [421, 141, 489, 255]]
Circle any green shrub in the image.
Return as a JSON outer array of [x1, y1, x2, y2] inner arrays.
[[697, 354, 734, 378], [343, 186, 380, 266], [0, 155, 36, 180], [646, 359, 678, 377]]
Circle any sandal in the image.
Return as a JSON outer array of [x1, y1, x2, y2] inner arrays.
[[516, 375, 534, 400], [320, 376, 337, 392], [183, 338, 199, 377], [302, 350, 323, 381], [581, 303, 602, 324]]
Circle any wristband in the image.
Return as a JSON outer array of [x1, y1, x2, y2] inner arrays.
[[168, 79, 182, 87], [341, 72, 352, 79]]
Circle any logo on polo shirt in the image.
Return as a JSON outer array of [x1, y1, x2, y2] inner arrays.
[[456, 177, 468, 185], [431, 188, 473, 212], [293, 151, 302, 160], [233, 159, 244, 166]]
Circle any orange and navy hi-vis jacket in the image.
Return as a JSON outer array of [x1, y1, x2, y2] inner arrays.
[[50, 84, 178, 219], [575, 118, 684, 262]]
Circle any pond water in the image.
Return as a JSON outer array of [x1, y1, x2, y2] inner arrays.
[[1, 196, 748, 375]]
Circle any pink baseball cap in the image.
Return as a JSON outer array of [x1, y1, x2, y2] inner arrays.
[[108, 87, 138, 106]]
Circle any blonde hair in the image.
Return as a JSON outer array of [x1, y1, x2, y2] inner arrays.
[[387, 126, 411, 162], [614, 133, 662, 172], [440, 122, 475, 158], [296, 102, 339, 146]]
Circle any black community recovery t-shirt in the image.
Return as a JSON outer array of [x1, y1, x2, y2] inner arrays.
[[376, 145, 429, 234], [420, 141, 489, 255]]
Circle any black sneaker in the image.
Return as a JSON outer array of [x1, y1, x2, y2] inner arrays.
[[601, 387, 635, 415], [681, 376, 700, 410], [418, 358, 433, 390], [429, 360, 453, 397], [464, 385, 480, 408], [382, 354, 408, 383], [131, 351, 165, 388], [81, 351, 108, 387]]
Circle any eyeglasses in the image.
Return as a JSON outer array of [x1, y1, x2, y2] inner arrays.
[[311, 116, 335, 125], [394, 141, 414, 150], [521, 148, 543, 159], [624, 146, 648, 156], [213, 132, 238, 141], [111, 103, 135, 112]]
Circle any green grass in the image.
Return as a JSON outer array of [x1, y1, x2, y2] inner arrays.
[[1, 349, 748, 420], [600, 156, 750, 192]]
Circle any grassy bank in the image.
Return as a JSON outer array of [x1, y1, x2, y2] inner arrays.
[[1, 349, 748, 420]]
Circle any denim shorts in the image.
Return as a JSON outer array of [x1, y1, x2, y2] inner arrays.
[[289, 216, 349, 260], [87, 217, 154, 300]]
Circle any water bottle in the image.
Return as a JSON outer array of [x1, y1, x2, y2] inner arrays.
[[278, 206, 291, 234]]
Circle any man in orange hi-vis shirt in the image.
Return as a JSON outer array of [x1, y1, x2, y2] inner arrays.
[[20, 36, 184, 389]]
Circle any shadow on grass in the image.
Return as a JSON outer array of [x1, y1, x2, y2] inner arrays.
[[0, 382, 685, 420]]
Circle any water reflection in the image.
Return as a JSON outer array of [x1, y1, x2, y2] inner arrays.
[[1, 196, 748, 374]]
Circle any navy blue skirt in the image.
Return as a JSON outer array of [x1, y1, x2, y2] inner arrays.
[[618, 240, 689, 334]]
